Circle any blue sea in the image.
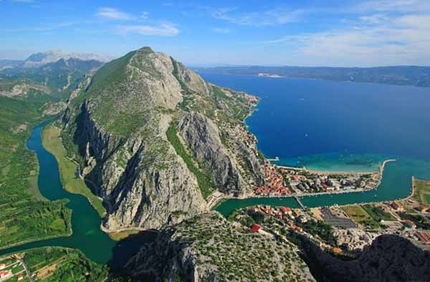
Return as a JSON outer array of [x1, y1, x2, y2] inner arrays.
[[200, 73, 430, 172]]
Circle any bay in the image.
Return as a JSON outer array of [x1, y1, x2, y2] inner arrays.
[[2, 74, 430, 263], [199, 74, 430, 215]]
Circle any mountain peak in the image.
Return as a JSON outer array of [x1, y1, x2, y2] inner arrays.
[[136, 46, 154, 54], [23, 50, 112, 68]]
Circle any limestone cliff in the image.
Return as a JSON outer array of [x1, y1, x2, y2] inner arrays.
[[61, 47, 264, 231]]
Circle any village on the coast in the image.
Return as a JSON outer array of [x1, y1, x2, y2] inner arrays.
[[224, 157, 430, 259], [253, 159, 385, 197]]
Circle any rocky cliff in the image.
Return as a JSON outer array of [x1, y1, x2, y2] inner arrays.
[[61, 47, 264, 231], [302, 234, 430, 282], [117, 212, 315, 282]]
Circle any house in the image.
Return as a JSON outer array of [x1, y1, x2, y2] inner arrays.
[[390, 201, 405, 212], [403, 220, 416, 229], [17, 274, 24, 281], [280, 206, 292, 215], [332, 247, 342, 254], [0, 270, 12, 280], [298, 215, 308, 223], [416, 205, 430, 213], [416, 231, 430, 244], [251, 224, 261, 233], [0, 264, 4, 270]]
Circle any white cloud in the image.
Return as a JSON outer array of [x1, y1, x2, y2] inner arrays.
[[211, 7, 304, 26], [96, 7, 133, 21], [116, 23, 179, 36], [264, 12, 430, 66], [141, 11, 149, 20], [355, 0, 430, 13], [213, 27, 231, 34]]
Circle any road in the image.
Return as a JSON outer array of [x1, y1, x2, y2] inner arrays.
[[18, 258, 34, 282]]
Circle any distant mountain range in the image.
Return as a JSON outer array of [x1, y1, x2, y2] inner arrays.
[[22, 50, 111, 68], [0, 50, 111, 70], [195, 65, 430, 87], [0, 51, 106, 99]]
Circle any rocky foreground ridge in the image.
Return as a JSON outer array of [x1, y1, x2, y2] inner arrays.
[[61, 47, 264, 231], [302, 234, 430, 282], [117, 212, 315, 282]]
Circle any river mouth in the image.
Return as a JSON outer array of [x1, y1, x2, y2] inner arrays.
[[3, 75, 430, 265], [202, 73, 430, 217], [216, 157, 430, 217]]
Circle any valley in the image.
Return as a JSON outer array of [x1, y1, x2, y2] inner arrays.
[[0, 47, 430, 281]]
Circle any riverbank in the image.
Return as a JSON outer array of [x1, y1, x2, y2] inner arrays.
[[99, 224, 148, 241], [42, 124, 106, 217], [0, 224, 72, 252], [0, 121, 116, 264]]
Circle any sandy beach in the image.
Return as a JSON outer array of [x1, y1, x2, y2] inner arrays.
[[278, 159, 396, 176]]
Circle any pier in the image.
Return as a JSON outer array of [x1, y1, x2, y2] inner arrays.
[[293, 195, 307, 210], [267, 156, 279, 162]]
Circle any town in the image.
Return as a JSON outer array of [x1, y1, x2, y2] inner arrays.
[[233, 179, 430, 259], [253, 161, 381, 196]]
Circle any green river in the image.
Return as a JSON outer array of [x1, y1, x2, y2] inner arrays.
[[1, 122, 430, 264]]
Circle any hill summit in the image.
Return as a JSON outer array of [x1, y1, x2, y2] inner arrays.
[[61, 47, 265, 231]]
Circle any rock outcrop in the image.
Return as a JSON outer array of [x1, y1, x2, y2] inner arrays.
[[302, 234, 430, 282], [61, 47, 264, 231], [118, 212, 315, 282], [178, 112, 246, 194]]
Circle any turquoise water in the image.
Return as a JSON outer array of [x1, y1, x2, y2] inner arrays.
[[199, 74, 430, 216], [2, 75, 430, 262], [278, 153, 385, 172], [0, 121, 116, 264]]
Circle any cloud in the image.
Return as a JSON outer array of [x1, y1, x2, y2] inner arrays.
[[4, 21, 78, 32], [355, 0, 430, 13], [116, 23, 179, 36], [96, 7, 133, 20], [263, 11, 430, 66], [141, 11, 149, 20], [213, 27, 231, 34], [211, 7, 304, 26]]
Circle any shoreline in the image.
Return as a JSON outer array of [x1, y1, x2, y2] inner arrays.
[[209, 159, 397, 209], [277, 158, 396, 176], [0, 228, 73, 253]]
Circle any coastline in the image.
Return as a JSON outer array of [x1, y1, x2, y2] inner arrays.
[[277, 158, 396, 176], [209, 159, 397, 209]]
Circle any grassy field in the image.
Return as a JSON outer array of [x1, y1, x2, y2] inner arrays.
[[18, 247, 107, 281], [362, 204, 396, 221], [413, 179, 430, 205], [0, 96, 72, 248], [341, 205, 380, 229], [42, 125, 106, 217]]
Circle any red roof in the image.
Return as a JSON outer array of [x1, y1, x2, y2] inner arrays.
[[280, 206, 292, 213], [251, 224, 261, 232]]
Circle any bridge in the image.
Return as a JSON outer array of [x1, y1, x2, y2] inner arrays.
[[293, 195, 307, 210]]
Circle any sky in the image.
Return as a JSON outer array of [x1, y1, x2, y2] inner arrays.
[[1, 0, 430, 67]]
